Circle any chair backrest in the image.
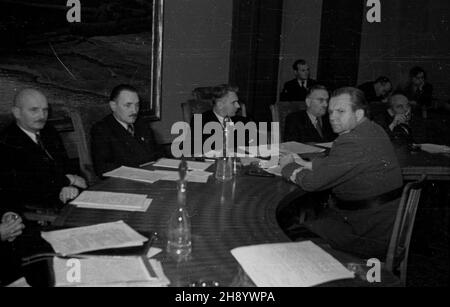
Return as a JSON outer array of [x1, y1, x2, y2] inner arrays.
[[181, 87, 247, 125], [270, 101, 307, 142], [385, 175, 427, 286], [67, 104, 112, 185]]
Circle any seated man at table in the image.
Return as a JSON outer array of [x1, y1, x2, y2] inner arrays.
[[190, 84, 252, 156], [91, 84, 165, 176], [284, 85, 336, 144], [280, 87, 403, 259], [0, 89, 87, 212], [358, 76, 392, 104], [0, 208, 26, 286], [280, 59, 317, 102], [373, 94, 414, 147]]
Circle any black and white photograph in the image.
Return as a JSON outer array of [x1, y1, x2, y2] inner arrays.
[[0, 0, 449, 292]]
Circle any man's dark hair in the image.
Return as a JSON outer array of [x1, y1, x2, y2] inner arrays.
[[306, 84, 328, 99], [331, 87, 368, 115], [292, 59, 307, 71], [110, 84, 139, 102], [409, 66, 426, 79], [211, 84, 239, 105], [375, 76, 391, 85]]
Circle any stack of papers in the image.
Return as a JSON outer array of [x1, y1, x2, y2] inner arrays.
[[238, 144, 280, 158], [231, 241, 354, 287], [104, 166, 212, 184], [315, 142, 334, 149], [153, 170, 212, 183], [53, 256, 170, 287], [6, 278, 31, 287], [103, 166, 166, 184], [41, 221, 148, 256], [238, 142, 324, 158], [418, 144, 450, 154], [280, 142, 325, 155], [153, 158, 214, 171], [71, 191, 151, 212]]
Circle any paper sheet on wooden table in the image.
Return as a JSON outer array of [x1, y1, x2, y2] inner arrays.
[[53, 256, 170, 287], [103, 166, 166, 184], [153, 170, 212, 183], [418, 144, 450, 154], [231, 241, 354, 287], [280, 142, 325, 155], [41, 221, 148, 256], [315, 142, 334, 149], [153, 158, 214, 171], [70, 191, 151, 212]]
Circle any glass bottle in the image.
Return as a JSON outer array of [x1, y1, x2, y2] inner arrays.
[[166, 159, 192, 261], [215, 116, 233, 182]]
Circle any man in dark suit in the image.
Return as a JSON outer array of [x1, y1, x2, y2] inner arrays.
[[284, 85, 336, 143], [398, 66, 433, 119], [280, 59, 317, 101], [281, 87, 403, 259], [0, 89, 87, 211], [358, 76, 392, 104], [190, 84, 252, 157], [91, 84, 165, 176], [0, 207, 25, 286], [373, 94, 414, 147]]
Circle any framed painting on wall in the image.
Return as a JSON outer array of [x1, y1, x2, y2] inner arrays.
[[0, 0, 164, 121]]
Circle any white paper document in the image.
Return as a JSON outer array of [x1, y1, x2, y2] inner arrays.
[[418, 143, 450, 154], [103, 166, 166, 184], [153, 170, 212, 183], [70, 191, 151, 212], [53, 256, 170, 287], [315, 142, 334, 149], [153, 158, 214, 171], [231, 241, 354, 287], [41, 221, 148, 256], [280, 142, 325, 155], [238, 144, 279, 158], [6, 277, 31, 287]]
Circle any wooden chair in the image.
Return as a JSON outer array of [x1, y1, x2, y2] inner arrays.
[[385, 175, 427, 286], [270, 101, 307, 142], [66, 104, 112, 185], [181, 87, 247, 125]]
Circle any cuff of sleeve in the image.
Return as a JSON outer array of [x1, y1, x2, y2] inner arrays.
[[281, 163, 302, 180]]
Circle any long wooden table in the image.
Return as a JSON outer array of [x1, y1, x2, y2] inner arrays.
[[54, 169, 399, 287]]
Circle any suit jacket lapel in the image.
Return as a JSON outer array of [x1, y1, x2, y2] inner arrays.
[[107, 115, 147, 148], [11, 124, 40, 151]]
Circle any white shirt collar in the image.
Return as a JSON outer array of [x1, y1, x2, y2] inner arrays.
[[17, 124, 38, 143], [213, 110, 235, 128], [297, 79, 307, 88], [213, 110, 224, 126], [306, 111, 318, 125]]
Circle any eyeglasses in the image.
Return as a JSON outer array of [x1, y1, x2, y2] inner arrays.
[[311, 98, 329, 103]]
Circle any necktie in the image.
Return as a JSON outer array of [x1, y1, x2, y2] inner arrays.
[[35, 133, 54, 160], [127, 124, 135, 137], [315, 118, 324, 139]]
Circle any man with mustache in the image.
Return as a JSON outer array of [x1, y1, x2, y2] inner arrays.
[[284, 85, 336, 143], [280, 87, 403, 259], [91, 84, 164, 175], [0, 88, 87, 211]]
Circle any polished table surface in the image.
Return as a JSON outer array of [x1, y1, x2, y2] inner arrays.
[[51, 147, 450, 287], [396, 148, 450, 181], [54, 167, 400, 287]]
